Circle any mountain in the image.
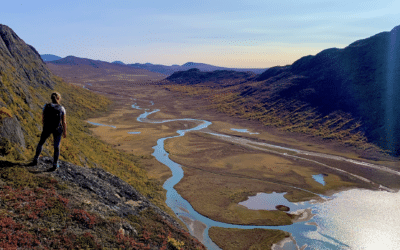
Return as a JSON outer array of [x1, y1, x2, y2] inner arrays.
[[112, 60, 125, 65], [48, 56, 153, 72], [46, 56, 165, 84], [128, 62, 266, 75], [0, 24, 205, 249], [246, 25, 400, 155], [165, 68, 256, 86], [49, 55, 117, 68], [41, 54, 62, 61], [1, 24, 56, 155], [160, 25, 400, 156]]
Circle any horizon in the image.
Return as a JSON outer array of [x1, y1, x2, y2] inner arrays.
[[2, 0, 400, 68], [40, 54, 270, 68]]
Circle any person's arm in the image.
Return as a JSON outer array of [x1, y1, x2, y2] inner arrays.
[[62, 114, 67, 138]]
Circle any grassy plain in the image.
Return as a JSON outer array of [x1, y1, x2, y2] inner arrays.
[[164, 132, 367, 225]]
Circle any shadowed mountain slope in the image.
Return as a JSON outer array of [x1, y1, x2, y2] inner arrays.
[[249, 25, 400, 154], [160, 25, 400, 156], [165, 68, 256, 86]]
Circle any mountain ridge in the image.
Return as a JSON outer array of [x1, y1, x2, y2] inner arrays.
[[45, 55, 267, 75], [252, 24, 400, 154], [161, 25, 400, 156]]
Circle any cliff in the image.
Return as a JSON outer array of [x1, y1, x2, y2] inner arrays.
[[0, 24, 55, 159]]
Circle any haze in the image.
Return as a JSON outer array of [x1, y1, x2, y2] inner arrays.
[[2, 0, 399, 68]]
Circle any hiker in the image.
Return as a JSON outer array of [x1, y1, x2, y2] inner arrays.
[[31, 92, 67, 171]]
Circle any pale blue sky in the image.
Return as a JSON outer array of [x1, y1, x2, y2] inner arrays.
[[2, 0, 399, 68]]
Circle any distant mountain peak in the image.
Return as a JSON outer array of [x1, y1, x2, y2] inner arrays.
[[391, 25, 400, 33], [40, 54, 62, 62], [182, 62, 200, 67], [112, 61, 125, 65]]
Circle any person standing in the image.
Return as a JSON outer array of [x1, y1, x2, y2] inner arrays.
[[31, 92, 67, 171]]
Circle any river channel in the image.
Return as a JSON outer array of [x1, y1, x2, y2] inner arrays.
[[91, 101, 400, 250]]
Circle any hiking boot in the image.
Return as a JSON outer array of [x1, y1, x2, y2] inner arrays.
[[28, 158, 38, 166], [48, 163, 59, 172]]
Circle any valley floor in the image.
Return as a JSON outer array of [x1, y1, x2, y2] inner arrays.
[[54, 74, 400, 249]]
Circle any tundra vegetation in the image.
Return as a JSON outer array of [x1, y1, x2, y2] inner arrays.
[[0, 55, 204, 248]]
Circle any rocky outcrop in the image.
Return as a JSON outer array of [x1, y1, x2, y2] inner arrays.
[[0, 24, 57, 154], [0, 116, 25, 149], [0, 24, 55, 90], [37, 157, 184, 230]]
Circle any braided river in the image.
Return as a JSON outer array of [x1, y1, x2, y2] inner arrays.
[[90, 101, 400, 250]]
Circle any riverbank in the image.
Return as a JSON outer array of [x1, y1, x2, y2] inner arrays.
[[180, 216, 207, 242]]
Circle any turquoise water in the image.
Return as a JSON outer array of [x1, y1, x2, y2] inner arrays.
[[128, 131, 141, 134], [86, 121, 116, 128], [238, 192, 311, 211], [231, 128, 259, 134]]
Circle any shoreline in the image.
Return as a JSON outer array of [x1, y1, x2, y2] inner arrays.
[[290, 208, 315, 223], [179, 216, 207, 243]]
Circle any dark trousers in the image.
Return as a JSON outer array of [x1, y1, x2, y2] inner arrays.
[[34, 127, 63, 165]]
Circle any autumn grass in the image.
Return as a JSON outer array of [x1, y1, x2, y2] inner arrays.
[[166, 132, 360, 193], [162, 83, 381, 152], [209, 227, 289, 250], [85, 104, 199, 182], [163, 131, 366, 225], [0, 72, 171, 213]]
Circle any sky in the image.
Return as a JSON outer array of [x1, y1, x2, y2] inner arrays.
[[2, 0, 400, 68]]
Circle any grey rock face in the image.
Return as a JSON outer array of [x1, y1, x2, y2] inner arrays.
[[0, 24, 55, 89], [36, 157, 184, 231], [0, 24, 60, 153], [0, 116, 25, 149]]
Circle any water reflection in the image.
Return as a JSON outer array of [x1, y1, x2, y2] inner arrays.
[[230, 128, 259, 134], [312, 189, 400, 250], [238, 192, 311, 211], [312, 174, 326, 186]]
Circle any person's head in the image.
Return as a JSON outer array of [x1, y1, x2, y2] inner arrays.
[[51, 92, 61, 104]]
